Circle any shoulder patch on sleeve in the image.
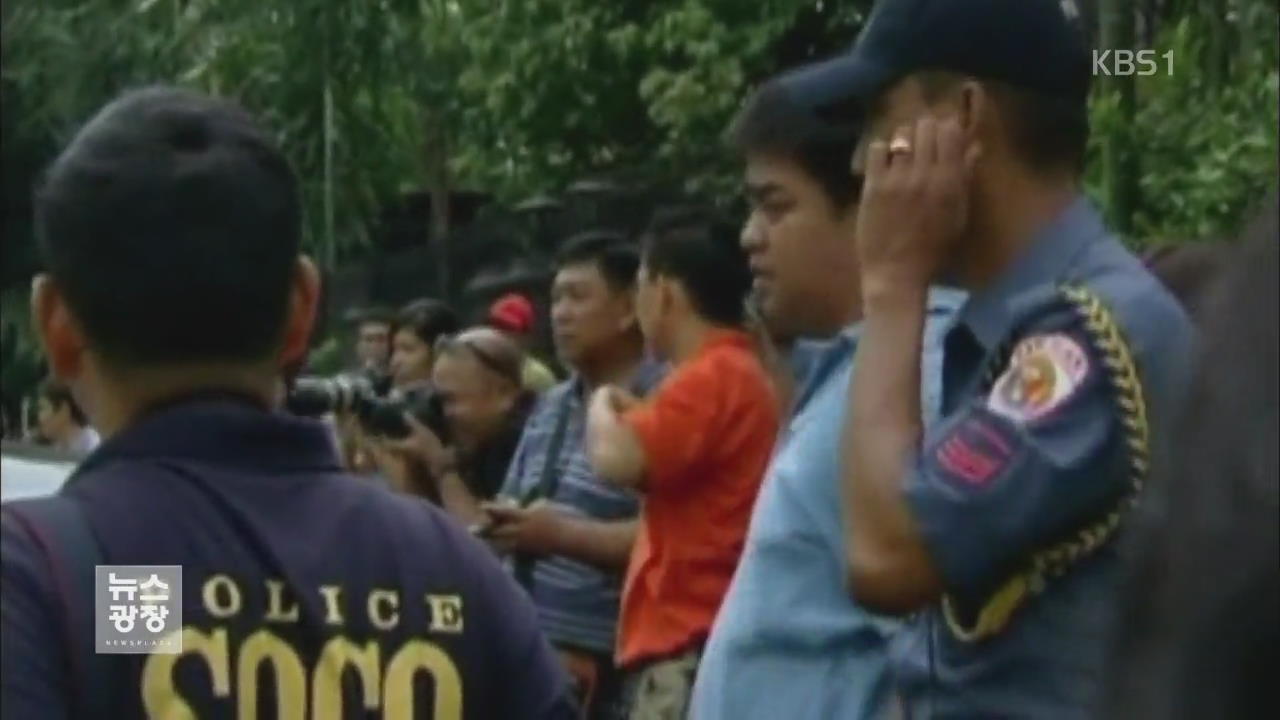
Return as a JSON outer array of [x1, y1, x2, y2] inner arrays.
[[986, 333, 1090, 423], [934, 415, 1020, 487]]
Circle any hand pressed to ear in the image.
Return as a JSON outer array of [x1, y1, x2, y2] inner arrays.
[[853, 115, 982, 296]]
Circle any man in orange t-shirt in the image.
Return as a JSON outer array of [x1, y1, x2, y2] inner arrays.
[[586, 207, 779, 718]]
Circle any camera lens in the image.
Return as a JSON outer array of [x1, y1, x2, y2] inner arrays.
[[284, 378, 338, 417], [284, 374, 380, 418], [360, 397, 411, 439]]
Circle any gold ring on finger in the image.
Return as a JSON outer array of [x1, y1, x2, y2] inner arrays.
[[888, 137, 913, 155]]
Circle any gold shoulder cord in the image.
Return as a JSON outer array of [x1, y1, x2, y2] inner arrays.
[[941, 283, 1151, 642]]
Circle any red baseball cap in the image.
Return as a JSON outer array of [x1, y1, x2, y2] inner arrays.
[[488, 293, 536, 334]]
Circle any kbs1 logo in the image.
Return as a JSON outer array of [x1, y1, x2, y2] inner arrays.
[[1093, 50, 1174, 77]]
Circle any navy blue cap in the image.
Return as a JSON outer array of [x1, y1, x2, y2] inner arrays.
[[778, 0, 1092, 121]]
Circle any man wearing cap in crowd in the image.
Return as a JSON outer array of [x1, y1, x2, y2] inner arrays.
[[795, 0, 1195, 715], [489, 292, 560, 393]]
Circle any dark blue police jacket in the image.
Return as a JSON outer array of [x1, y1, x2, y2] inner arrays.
[[890, 196, 1196, 718], [1, 395, 576, 719]]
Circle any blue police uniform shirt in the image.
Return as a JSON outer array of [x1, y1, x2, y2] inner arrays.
[[891, 196, 1196, 718], [1, 396, 576, 719], [689, 289, 963, 720]]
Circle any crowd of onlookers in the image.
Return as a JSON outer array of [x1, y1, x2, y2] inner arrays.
[[237, 189, 1267, 719], [0, 100, 1269, 720], [2, 0, 1274, 718], [300, 212, 773, 715]]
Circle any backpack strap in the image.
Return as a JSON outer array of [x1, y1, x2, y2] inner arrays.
[[514, 388, 575, 590], [6, 496, 113, 717], [526, 389, 576, 506]]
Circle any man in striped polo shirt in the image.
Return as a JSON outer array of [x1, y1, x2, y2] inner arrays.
[[482, 231, 664, 719]]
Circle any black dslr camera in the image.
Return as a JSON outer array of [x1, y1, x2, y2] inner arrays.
[[284, 372, 450, 442]]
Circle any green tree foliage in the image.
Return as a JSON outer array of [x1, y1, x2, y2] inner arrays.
[[2, 0, 1276, 406], [455, 1, 793, 199], [5, 0, 1274, 264], [453, 0, 864, 200], [1087, 0, 1280, 244], [1, 0, 462, 389]]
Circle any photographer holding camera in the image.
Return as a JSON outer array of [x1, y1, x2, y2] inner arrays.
[[315, 298, 458, 479], [372, 327, 537, 523]]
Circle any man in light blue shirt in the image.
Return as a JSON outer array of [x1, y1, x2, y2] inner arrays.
[[689, 64, 963, 719]]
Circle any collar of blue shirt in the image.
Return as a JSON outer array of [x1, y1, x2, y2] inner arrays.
[[62, 395, 343, 492], [955, 194, 1106, 351], [561, 359, 667, 403], [790, 287, 966, 415]]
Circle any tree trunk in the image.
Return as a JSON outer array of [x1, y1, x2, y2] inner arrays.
[[323, 80, 336, 270], [1211, 0, 1234, 84], [320, 0, 336, 270], [424, 109, 451, 303], [1140, 0, 1158, 46], [1101, 0, 1139, 236]]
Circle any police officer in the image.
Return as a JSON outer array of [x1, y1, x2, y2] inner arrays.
[[1, 87, 575, 719], [781, 0, 1196, 715]]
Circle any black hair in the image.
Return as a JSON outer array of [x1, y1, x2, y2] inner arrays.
[[640, 206, 752, 327], [916, 71, 1089, 176], [395, 298, 460, 347], [34, 85, 301, 368], [554, 230, 640, 294], [727, 80, 862, 210], [39, 378, 87, 427], [1104, 193, 1278, 718]]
